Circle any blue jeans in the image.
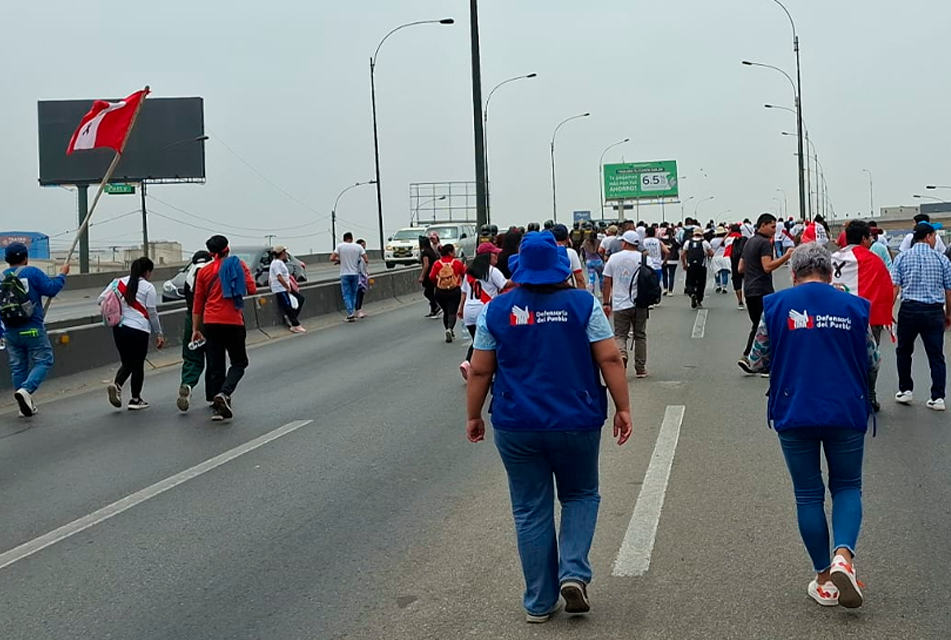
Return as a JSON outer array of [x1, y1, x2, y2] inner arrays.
[[778, 427, 865, 572], [715, 269, 730, 288], [340, 274, 359, 316], [896, 301, 946, 399], [5, 325, 54, 393], [494, 429, 601, 615], [586, 259, 604, 291]]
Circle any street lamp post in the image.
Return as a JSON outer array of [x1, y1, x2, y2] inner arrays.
[[598, 138, 630, 220], [332, 180, 377, 250], [925, 185, 951, 190], [694, 195, 715, 218], [781, 131, 813, 220], [862, 169, 874, 217], [914, 194, 944, 202], [776, 188, 788, 218], [680, 195, 695, 219], [484, 73, 537, 223], [414, 195, 447, 224], [370, 18, 454, 252], [550, 112, 590, 223]]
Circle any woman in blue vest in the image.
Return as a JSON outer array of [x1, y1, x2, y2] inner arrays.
[[746, 242, 879, 609], [466, 231, 632, 623]]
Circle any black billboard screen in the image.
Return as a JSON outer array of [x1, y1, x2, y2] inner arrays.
[[38, 96, 206, 186]]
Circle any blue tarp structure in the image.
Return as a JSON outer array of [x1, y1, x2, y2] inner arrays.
[[0, 232, 51, 260]]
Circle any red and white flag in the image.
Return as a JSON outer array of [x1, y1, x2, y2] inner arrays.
[[66, 89, 149, 155], [830, 244, 894, 327]]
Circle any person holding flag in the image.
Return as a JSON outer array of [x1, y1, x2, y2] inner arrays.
[[831, 220, 895, 412]]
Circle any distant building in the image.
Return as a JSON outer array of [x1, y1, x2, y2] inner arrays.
[[121, 241, 183, 266], [0, 232, 50, 259], [876, 204, 951, 233]]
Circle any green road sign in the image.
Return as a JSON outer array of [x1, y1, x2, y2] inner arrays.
[[104, 183, 136, 195], [603, 160, 679, 201]]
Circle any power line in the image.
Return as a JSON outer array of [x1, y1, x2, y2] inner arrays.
[[148, 194, 330, 232]]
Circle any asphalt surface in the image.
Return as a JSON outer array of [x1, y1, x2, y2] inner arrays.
[[1, 270, 949, 639], [44, 262, 416, 323]]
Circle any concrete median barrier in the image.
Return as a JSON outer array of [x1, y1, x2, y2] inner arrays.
[[0, 268, 423, 390]]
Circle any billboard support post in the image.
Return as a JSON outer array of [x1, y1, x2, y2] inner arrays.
[[141, 181, 149, 260], [77, 186, 89, 274]]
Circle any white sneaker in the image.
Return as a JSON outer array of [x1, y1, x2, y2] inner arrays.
[[177, 384, 191, 412], [829, 555, 864, 609], [895, 390, 913, 405], [927, 398, 946, 411], [808, 579, 839, 607], [107, 383, 122, 408], [14, 388, 36, 417]]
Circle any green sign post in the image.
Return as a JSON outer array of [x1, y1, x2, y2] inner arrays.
[[603, 160, 679, 201], [104, 183, 136, 195]]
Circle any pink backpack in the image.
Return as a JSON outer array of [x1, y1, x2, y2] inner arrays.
[[100, 280, 124, 327]]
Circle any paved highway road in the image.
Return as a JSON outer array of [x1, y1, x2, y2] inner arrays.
[[1, 277, 949, 639], [44, 262, 416, 323]]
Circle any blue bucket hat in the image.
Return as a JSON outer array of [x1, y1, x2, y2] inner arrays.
[[512, 231, 571, 285]]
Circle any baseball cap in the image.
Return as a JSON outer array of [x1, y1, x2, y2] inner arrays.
[[272, 244, 288, 254], [551, 223, 570, 242], [4, 242, 28, 264], [913, 222, 935, 241], [621, 230, 640, 246], [477, 242, 501, 255]]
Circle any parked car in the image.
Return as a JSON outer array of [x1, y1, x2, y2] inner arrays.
[[384, 226, 427, 269], [425, 223, 477, 264], [161, 246, 307, 302]]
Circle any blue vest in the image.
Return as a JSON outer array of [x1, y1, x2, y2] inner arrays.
[[763, 282, 871, 432], [484, 287, 608, 432]]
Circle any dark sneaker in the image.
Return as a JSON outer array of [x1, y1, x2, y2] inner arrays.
[[560, 581, 591, 615], [211, 409, 224, 422], [445, 329, 453, 343], [128, 398, 150, 411], [177, 384, 191, 412], [737, 357, 755, 375], [107, 384, 122, 408], [690, 296, 698, 309], [213, 393, 234, 420], [346, 315, 356, 323]]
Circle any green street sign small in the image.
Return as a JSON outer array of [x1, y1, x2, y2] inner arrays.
[[104, 183, 136, 195]]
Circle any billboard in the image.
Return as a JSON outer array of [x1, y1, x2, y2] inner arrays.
[[37, 97, 206, 186], [573, 210, 591, 222], [0, 232, 51, 260], [604, 160, 679, 201]]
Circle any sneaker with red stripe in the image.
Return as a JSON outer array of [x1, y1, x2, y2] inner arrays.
[[808, 579, 839, 606], [830, 554, 864, 608]]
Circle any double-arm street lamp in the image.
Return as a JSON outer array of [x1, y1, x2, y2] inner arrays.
[[598, 138, 630, 220], [370, 18, 454, 251], [332, 180, 376, 249], [484, 73, 537, 223], [550, 112, 590, 222]]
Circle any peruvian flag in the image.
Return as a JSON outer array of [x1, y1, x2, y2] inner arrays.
[[830, 244, 894, 326], [66, 89, 149, 155]]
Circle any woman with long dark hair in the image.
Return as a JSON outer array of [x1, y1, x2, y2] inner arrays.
[[498, 228, 522, 279], [418, 235, 440, 318], [457, 243, 506, 380], [99, 257, 165, 410]]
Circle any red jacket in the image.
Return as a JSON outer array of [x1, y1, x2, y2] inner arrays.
[[193, 256, 257, 325]]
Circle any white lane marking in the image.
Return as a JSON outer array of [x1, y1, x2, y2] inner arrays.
[[612, 405, 686, 577], [691, 309, 708, 339], [0, 419, 314, 572]]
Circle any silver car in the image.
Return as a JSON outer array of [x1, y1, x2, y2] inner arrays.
[[425, 223, 477, 263]]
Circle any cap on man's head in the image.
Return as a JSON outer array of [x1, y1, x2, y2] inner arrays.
[[913, 222, 936, 241], [551, 223, 569, 242], [4, 242, 29, 264], [621, 230, 640, 246]]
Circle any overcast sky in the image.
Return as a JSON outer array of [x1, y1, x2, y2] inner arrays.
[[2, 0, 949, 254]]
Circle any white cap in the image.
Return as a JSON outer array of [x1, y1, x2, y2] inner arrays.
[[621, 230, 640, 246]]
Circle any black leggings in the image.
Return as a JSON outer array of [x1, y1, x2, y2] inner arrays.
[[466, 324, 477, 362], [422, 281, 438, 314], [434, 288, 461, 330], [113, 325, 150, 399], [744, 295, 765, 357]]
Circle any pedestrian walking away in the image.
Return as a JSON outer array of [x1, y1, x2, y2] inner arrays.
[[681, 227, 713, 308], [99, 257, 166, 411], [418, 235, 440, 318], [177, 250, 213, 411], [1, 242, 69, 417], [191, 235, 257, 421], [466, 230, 632, 623], [724, 224, 747, 308], [355, 238, 370, 319], [738, 213, 793, 373], [745, 242, 878, 609], [641, 226, 669, 289], [429, 243, 466, 343], [331, 232, 368, 322], [661, 229, 681, 296], [457, 242, 506, 380], [831, 220, 895, 412], [602, 230, 651, 376], [710, 226, 731, 294], [890, 222, 951, 411], [897, 212, 948, 254], [552, 224, 586, 289], [580, 230, 604, 295], [269, 245, 306, 333]]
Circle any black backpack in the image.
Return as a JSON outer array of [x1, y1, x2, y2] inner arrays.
[[633, 253, 662, 308], [730, 235, 748, 267], [685, 239, 706, 267], [0, 267, 34, 328]]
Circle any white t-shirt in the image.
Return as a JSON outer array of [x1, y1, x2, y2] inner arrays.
[[740, 223, 755, 238], [269, 259, 290, 293], [899, 232, 946, 254], [815, 224, 829, 246], [710, 236, 727, 258], [100, 276, 159, 334], [460, 266, 508, 326], [636, 226, 647, 242], [642, 237, 664, 270], [335, 242, 366, 276], [603, 249, 643, 311], [566, 247, 584, 285], [600, 235, 621, 257]]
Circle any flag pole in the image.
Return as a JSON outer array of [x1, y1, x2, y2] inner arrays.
[[46, 86, 150, 312]]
